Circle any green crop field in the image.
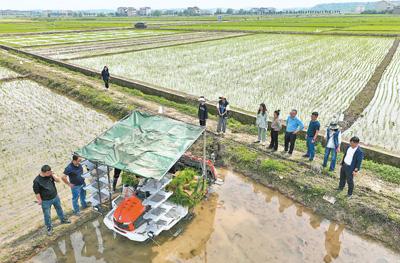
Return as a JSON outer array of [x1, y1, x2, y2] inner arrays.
[[1, 15, 400, 35], [164, 15, 400, 34], [0, 16, 222, 34]]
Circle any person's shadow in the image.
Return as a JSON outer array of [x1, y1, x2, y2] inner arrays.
[[323, 223, 345, 263]]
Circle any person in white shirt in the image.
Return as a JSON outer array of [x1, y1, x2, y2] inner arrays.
[[322, 123, 342, 171], [337, 136, 364, 198]]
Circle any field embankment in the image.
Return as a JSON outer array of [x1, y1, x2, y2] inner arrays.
[[0, 49, 399, 262]]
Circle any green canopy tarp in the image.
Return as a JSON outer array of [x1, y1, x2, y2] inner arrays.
[[75, 111, 205, 180]]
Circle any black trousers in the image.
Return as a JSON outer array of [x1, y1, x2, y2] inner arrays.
[[269, 130, 279, 150], [112, 168, 122, 191], [339, 164, 354, 195], [199, 119, 206, 126], [284, 132, 297, 154], [103, 79, 109, 89]]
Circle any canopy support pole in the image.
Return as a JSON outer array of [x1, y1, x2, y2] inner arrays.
[[95, 163, 103, 214], [107, 166, 112, 209], [202, 130, 206, 180]]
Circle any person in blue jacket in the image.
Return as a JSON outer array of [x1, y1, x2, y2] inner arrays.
[[283, 109, 304, 155], [338, 136, 364, 198], [323, 122, 342, 171]]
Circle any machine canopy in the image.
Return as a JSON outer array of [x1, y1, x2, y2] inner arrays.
[[76, 111, 205, 180]]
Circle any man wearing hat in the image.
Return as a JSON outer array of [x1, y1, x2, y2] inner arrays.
[[323, 122, 342, 171], [198, 96, 208, 127], [33, 165, 70, 236]]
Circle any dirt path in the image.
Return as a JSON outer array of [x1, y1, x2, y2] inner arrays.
[[341, 38, 400, 131], [0, 50, 399, 261]]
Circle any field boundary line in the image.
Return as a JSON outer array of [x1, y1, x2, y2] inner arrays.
[[341, 38, 400, 131], [0, 44, 399, 167]]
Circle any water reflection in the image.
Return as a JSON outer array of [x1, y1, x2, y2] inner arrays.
[[30, 169, 399, 263], [324, 223, 345, 263]]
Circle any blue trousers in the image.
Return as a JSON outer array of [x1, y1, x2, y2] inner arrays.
[[41, 196, 65, 229], [71, 184, 87, 214], [323, 148, 337, 171], [306, 136, 315, 160]]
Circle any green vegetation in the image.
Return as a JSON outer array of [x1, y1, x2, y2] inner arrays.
[[166, 15, 400, 35], [121, 172, 139, 187], [363, 160, 400, 184], [260, 159, 287, 173], [167, 168, 207, 207], [1, 15, 400, 35]]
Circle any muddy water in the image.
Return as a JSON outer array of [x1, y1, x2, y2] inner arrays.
[[29, 169, 400, 263]]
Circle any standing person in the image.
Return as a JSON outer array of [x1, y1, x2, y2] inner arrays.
[[33, 165, 70, 236], [283, 109, 304, 156], [304, 112, 320, 161], [62, 155, 87, 216], [268, 110, 282, 151], [112, 168, 122, 191], [254, 103, 268, 145], [198, 96, 208, 127], [216, 96, 229, 135], [323, 122, 342, 171], [337, 136, 364, 198], [101, 66, 110, 90]]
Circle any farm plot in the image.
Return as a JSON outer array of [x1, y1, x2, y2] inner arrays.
[[0, 80, 112, 244], [24, 31, 248, 60], [0, 66, 19, 79], [71, 34, 393, 127], [344, 48, 400, 153], [0, 29, 173, 47]]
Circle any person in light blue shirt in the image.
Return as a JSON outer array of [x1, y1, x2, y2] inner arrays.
[[284, 109, 304, 155]]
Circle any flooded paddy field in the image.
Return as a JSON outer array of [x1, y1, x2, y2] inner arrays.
[[0, 79, 113, 244], [29, 169, 400, 263], [28, 32, 247, 60], [0, 30, 174, 47]]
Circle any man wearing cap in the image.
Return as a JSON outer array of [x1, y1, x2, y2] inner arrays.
[[217, 96, 230, 134], [33, 165, 70, 236], [338, 136, 364, 198], [323, 122, 342, 171], [198, 96, 208, 127]]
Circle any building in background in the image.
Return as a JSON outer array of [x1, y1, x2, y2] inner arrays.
[[187, 6, 201, 15], [127, 7, 137, 16], [139, 7, 152, 16], [250, 7, 276, 14]]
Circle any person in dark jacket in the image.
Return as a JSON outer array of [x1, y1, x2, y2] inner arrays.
[[337, 136, 364, 198], [101, 66, 110, 90], [33, 165, 70, 236], [198, 96, 208, 126]]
